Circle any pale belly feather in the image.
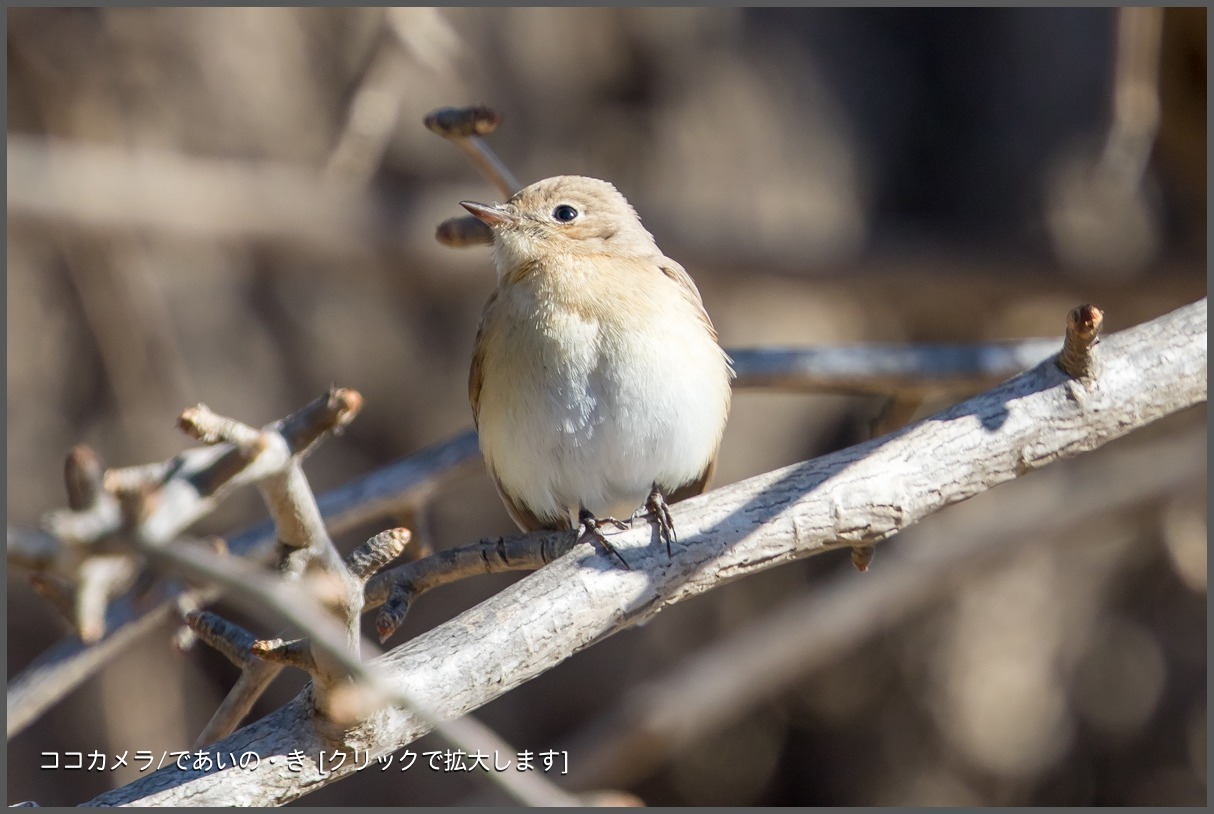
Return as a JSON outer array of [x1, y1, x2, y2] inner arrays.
[[477, 292, 727, 524]]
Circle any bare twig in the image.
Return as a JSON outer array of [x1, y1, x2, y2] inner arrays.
[[63, 445, 105, 512], [436, 214, 493, 248], [1104, 7, 1164, 186], [85, 299, 1205, 806], [250, 637, 318, 673], [73, 556, 139, 644], [170, 399, 576, 805], [192, 660, 284, 750], [7, 390, 364, 737], [424, 105, 520, 197], [184, 609, 260, 669], [180, 394, 371, 733], [27, 388, 364, 651], [369, 532, 574, 641], [1043, 8, 1165, 273], [347, 528, 413, 582], [325, 10, 466, 183], [179, 546, 282, 747], [1058, 303, 1104, 380], [7, 430, 478, 738], [145, 539, 382, 712], [324, 26, 408, 183], [422, 103, 524, 249]]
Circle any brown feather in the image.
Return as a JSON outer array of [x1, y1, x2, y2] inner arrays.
[[659, 261, 714, 331], [488, 465, 570, 532], [663, 454, 717, 506], [468, 287, 497, 429]]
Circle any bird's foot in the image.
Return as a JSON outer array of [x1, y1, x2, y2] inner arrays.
[[639, 485, 677, 558], [576, 509, 631, 570]]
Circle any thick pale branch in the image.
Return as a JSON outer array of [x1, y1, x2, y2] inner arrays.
[[0, 320, 1178, 739], [86, 299, 1205, 806], [562, 421, 1206, 789]]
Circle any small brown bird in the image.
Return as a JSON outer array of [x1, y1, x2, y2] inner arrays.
[[463, 176, 733, 566]]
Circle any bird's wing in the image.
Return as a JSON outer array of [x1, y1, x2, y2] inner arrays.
[[665, 456, 717, 504], [470, 288, 567, 533], [656, 256, 734, 379], [656, 256, 704, 306], [468, 288, 498, 428], [489, 464, 570, 532], [652, 255, 731, 501]]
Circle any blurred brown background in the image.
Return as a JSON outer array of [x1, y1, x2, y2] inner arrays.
[[7, 7, 1206, 806]]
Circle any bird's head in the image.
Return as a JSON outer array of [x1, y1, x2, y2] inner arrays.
[[461, 175, 658, 276]]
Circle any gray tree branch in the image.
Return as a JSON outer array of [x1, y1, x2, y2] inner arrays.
[[84, 299, 1205, 806], [6, 336, 1058, 737]]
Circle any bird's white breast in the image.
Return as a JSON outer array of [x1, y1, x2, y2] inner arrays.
[[476, 266, 730, 525]]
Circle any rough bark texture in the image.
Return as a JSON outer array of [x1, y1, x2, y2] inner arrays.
[[87, 299, 1206, 806]]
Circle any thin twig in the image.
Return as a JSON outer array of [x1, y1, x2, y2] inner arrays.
[[7, 430, 478, 738], [184, 395, 370, 733], [1058, 303, 1104, 380], [424, 105, 520, 197], [7, 390, 365, 737], [184, 609, 260, 669], [368, 533, 575, 641], [63, 445, 105, 512], [436, 214, 493, 248]]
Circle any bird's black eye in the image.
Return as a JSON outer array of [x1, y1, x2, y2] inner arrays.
[[552, 204, 579, 223]]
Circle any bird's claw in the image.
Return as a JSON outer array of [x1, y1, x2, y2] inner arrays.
[[644, 486, 677, 558], [576, 509, 631, 569]]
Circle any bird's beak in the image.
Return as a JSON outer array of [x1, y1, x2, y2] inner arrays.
[[460, 200, 517, 227]]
